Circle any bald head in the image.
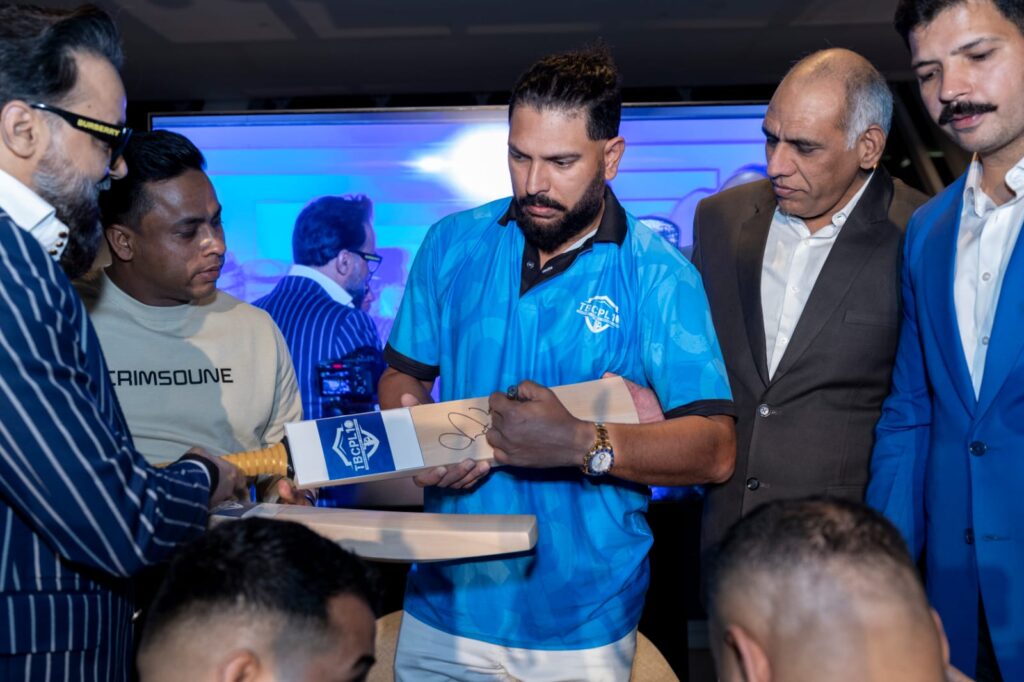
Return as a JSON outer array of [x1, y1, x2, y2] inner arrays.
[[707, 498, 948, 682], [778, 48, 893, 147]]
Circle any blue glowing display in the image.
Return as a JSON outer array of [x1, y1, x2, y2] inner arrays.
[[153, 104, 767, 340]]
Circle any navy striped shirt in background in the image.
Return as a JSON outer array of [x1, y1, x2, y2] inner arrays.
[[0, 213, 212, 681], [254, 275, 381, 421]]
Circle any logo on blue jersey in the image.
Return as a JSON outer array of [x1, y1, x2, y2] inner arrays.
[[576, 295, 621, 333], [316, 412, 397, 479]]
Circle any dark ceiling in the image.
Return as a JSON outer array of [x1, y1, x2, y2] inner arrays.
[[35, 0, 916, 109]]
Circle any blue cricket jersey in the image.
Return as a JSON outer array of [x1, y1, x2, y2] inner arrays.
[[384, 190, 732, 649]]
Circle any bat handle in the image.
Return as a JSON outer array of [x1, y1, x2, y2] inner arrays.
[[222, 441, 293, 478]]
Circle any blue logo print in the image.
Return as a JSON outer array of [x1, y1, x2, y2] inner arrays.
[[316, 412, 397, 480]]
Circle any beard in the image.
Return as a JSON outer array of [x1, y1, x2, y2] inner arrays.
[[513, 170, 606, 253], [349, 282, 367, 310], [32, 144, 106, 280]]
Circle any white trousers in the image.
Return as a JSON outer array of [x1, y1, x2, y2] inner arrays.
[[394, 611, 637, 682]]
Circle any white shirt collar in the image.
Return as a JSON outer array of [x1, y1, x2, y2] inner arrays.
[[777, 170, 875, 235], [0, 168, 70, 260], [565, 227, 599, 252], [287, 264, 354, 307], [963, 153, 1024, 221]]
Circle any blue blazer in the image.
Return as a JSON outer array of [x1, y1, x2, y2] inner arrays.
[[868, 174, 1024, 679]]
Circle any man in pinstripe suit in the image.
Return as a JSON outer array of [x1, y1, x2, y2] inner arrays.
[[0, 6, 243, 680], [254, 195, 384, 422]]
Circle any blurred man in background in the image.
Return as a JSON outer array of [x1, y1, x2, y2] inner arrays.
[[255, 195, 384, 421]]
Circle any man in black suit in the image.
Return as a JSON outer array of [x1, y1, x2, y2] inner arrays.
[[693, 48, 929, 550]]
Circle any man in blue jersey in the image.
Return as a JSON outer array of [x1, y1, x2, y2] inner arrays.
[[255, 195, 384, 421], [380, 47, 736, 679]]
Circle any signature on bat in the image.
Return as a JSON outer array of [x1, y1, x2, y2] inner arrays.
[[438, 407, 491, 450]]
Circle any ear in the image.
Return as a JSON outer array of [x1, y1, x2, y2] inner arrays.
[[726, 624, 772, 682], [218, 648, 262, 682], [0, 100, 47, 161], [856, 124, 886, 170], [105, 224, 136, 263], [334, 250, 354, 277], [931, 608, 951, 666], [603, 136, 626, 182]]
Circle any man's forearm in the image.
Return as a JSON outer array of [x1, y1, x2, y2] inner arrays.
[[378, 366, 434, 409], [603, 414, 736, 486]]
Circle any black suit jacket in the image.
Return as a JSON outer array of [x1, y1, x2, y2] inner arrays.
[[692, 168, 928, 549]]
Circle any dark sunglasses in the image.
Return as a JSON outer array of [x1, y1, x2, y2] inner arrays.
[[349, 249, 382, 275], [30, 102, 132, 164]]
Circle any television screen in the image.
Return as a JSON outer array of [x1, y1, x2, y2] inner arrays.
[[152, 104, 768, 344]]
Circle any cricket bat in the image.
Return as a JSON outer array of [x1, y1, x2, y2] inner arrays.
[[223, 376, 638, 489], [210, 502, 538, 562]]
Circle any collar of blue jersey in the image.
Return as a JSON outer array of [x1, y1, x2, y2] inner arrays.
[[498, 186, 628, 247]]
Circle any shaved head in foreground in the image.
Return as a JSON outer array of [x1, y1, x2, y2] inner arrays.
[[706, 498, 967, 682], [137, 518, 379, 682]]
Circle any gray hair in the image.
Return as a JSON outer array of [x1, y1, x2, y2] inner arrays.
[[786, 49, 893, 149], [844, 68, 893, 148]]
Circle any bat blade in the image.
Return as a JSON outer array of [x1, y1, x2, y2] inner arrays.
[[211, 503, 538, 562]]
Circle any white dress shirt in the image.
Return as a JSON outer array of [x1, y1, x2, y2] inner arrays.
[[955, 156, 1024, 398], [288, 264, 354, 307], [0, 168, 70, 259], [762, 172, 874, 378]]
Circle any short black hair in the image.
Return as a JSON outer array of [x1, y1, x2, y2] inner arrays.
[[99, 130, 206, 229], [141, 518, 379, 658], [292, 195, 373, 266], [895, 0, 1024, 44], [509, 46, 622, 141], [0, 4, 123, 107], [706, 497, 918, 611]]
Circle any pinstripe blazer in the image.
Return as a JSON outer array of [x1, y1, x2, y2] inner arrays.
[[0, 213, 212, 681], [254, 275, 381, 420]]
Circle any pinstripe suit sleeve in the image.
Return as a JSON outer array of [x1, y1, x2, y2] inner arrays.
[[0, 220, 210, 578]]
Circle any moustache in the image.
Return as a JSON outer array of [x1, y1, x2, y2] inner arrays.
[[938, 101, 997, 126], [518, 193, 567, 212]]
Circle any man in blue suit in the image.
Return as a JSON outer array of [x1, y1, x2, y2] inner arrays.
[[869, 1, 1024, 680], [0, 6, 242, 680]]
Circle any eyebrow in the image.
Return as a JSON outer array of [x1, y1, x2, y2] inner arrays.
[[761, 125, 819, 148], [911, 36, 1000, 69], [174, 206, 222, 228], [508, 143, 582, 163]]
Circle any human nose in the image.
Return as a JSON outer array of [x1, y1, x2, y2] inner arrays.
[[938, 63, 970, 103], [202, 226, 226, 256], [765, 143, 793, 180], [525, 161, 550, 196]]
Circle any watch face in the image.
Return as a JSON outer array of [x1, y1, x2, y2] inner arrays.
[[590, 448, 613, 474]]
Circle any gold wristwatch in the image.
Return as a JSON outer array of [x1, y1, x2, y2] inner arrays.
[[582, 422, 614, 476]]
